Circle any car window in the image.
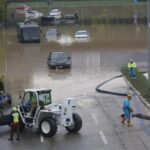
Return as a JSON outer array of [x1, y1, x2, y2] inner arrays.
[[47, 31, 56, 36], [51, 53, 66, 60], [77, 31, 87, 35]]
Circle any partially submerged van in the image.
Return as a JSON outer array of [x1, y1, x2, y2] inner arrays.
[[17, 21, 41, 43]]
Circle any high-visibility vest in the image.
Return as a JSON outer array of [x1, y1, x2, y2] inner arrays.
[[128, 62, 136, 68], [12, 112, 19, 123]]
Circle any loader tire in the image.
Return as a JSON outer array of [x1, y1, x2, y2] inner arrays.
[[39, 117, 57, 137], [66, 113, 82, 133]]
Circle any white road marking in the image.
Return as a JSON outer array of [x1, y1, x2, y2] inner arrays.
[[99, 131, 108, 145], [91, 113, 99, 125], [40, 135, 44, 143]]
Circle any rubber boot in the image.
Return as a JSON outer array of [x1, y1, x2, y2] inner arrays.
[[127, 119, 133, 127], [121, 116, 126, 125]]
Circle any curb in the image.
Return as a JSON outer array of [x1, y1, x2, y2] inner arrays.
[[123, 76, 150, 110]]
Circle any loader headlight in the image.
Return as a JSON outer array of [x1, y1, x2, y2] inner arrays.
[[66, 118, 70, 122]]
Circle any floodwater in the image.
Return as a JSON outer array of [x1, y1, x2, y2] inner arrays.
[[0, 22, 148, 103]]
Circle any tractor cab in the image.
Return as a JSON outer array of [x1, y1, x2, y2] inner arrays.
[[19, 89, 51, 124]]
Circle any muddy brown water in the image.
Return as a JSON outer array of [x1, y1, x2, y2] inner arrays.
[[0, 23, 148, 103]]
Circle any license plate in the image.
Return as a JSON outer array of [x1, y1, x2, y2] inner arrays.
[[58, 66, 63, 68]]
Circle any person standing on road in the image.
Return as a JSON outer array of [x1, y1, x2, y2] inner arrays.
[[8, 107, 20, 141], [121, 92, 134, 127], [128, 59, 137, 79]]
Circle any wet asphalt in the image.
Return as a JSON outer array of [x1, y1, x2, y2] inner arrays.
[[0, 22, 150, 149]]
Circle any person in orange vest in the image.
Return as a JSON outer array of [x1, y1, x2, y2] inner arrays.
[[8, 107, 20, 141], [128, 59, 137, 79]]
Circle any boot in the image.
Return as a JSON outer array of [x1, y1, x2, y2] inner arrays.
[[127, 120, 133, 127], [8, 138, 13, 141], [121, 116, 126, 125]]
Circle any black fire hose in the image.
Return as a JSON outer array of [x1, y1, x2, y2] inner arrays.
[[132, 113, 150, 121], [95, 74, 127, 96]]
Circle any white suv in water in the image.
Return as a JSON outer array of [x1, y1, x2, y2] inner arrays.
[[74, 30, 89, 38], [25, 10, 43, 19], [49, 9, 62, 19]]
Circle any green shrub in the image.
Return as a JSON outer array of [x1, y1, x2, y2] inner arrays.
[[0, 0, 6, 22], [121, 66, 150, 103]]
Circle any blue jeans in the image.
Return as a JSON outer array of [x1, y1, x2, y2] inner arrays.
[[128, 68, 136, 78]]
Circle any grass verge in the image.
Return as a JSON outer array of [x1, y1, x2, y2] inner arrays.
[[7, 0, 142, 8], [121, 66, 150, 103]]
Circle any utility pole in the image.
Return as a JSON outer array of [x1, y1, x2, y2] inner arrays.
[[81, 0, 84, 29], [147, 0, 150, 87]]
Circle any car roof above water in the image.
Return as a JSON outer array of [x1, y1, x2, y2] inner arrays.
[[50, 51, 64, 54], [76, 30, 88, 34], [17, 21, 39, 28], [50, 51, 65, 55], [48, 52, 66, 57]]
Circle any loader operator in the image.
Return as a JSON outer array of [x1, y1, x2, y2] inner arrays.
[[30, 93, 37, 117], [8, 107, 20, 141], [44, 95, 50, 105]]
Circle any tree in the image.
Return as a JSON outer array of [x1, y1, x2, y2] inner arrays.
[[0, 0, 6, 22]]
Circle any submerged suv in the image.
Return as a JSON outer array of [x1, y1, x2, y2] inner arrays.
[[47, 52, 71, 69]]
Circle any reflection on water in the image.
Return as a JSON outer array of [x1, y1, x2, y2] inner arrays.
[[74, 37, 90, 43], [57, 34, 75, 46], [46, 33, 91, 46], [0, 23, 148, 97]]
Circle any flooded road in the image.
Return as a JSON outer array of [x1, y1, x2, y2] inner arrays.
[[0, 23, 148, 103], [1, 4, 150, 150]]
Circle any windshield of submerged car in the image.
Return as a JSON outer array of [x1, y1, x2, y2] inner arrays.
[[76, 31, 87, 35], [51, 53, 67, 61]]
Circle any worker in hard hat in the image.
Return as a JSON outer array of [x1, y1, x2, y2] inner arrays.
[[121, 92, 134, 127], [128, 59, 137, 79], [8, 106, 20, 141]]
